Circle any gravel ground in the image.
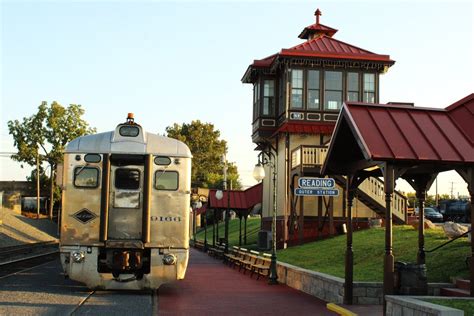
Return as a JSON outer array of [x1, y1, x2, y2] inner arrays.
[[0, 207, 58, 247]]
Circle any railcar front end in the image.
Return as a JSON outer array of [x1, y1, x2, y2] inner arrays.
[[58, 115, 192, 290]]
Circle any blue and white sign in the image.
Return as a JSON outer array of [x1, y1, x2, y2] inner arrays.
[[298, 177, 335, 189], [295, 188, 339, 196], [295, 177, 339, 196]]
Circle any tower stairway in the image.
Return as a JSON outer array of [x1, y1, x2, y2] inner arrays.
[[291, 145, 407, 224]]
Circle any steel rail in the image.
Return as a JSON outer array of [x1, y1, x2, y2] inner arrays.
[[0, 241, 58, 255], [0, 256, 53, 280], [69, 290, 96, 316]]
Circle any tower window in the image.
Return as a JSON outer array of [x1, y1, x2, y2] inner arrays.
[[290, 69, 303, 109], [347, 72, 359, 102], [324, 71, 342, 110], [363, 73, 375, 103], [263, 80, 275, 115], [307, 70, 320, 110]]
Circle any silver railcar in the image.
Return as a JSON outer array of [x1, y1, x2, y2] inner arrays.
[[58, 114, 191, 290]]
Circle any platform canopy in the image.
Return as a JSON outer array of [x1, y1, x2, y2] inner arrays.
[[208, 183, 262, 214], [321, 93, 474, 306], [323, 94, 474, 177]]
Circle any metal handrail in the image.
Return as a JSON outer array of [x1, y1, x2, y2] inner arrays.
[[425, 229, 471, 253]]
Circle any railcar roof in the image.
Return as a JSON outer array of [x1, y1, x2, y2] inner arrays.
[[65, 130, 192, 158]]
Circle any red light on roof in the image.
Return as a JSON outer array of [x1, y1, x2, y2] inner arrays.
[[126, 113, 135, 124]]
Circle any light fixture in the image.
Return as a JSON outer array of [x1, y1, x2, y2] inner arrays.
[[71, 251, 85, 263], [215, 190, 223, 200], [253, 163, 265, 182], [363, 165, 379, 172], [163, 253, 177, 265]]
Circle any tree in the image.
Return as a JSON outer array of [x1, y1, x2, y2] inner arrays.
[[8, 101, 95, 219], [165, 120, 241, 189]]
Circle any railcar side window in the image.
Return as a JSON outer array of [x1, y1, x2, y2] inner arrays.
[[74, 167, 99, 188], [115, 169, 140, 190], [154, 171, 178, 191], [154, 156, 171, 165], [84, 153, 101, 163]]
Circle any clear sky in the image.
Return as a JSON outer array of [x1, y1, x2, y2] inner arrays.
[[1, 0, 473, 197]]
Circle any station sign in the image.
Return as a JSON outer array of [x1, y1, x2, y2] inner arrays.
[[295, 188, 339, 196], [298, 177, 335, 189], [295, 177, 339, 197]]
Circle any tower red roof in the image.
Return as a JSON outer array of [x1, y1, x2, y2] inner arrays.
[[280, 35, 393, 63], [242, 9, 394, 83]]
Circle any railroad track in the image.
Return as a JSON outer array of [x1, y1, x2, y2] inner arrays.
[[0, 246, 157, 315], [0, 241, 59, 266]]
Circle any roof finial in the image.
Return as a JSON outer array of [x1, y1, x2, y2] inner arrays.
[[315, 8, 322, 25]]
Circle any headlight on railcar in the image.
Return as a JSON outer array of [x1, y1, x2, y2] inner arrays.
[[72, 251, 85, 263], [163, 253, 177, 265]]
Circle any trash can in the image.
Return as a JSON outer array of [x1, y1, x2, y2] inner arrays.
[[394, 261, 428, 295]]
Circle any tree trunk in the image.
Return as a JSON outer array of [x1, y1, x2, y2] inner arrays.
[[49, 164, 54, 220]]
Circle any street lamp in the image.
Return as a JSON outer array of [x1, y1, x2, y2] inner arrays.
[[218, 154, 231, 254], [253, 148, 278, 285], [191, 196, 202, 244], [216, 189, 223, 245]]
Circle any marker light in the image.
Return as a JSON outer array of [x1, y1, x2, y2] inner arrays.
[[163, 254, 177, 265], [71, 251, 85, 263]]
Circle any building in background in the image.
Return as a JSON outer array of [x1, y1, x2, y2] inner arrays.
[[242, 9, 408, 247]]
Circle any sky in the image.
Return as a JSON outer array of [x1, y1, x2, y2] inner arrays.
[[1, 0, 473, 197]]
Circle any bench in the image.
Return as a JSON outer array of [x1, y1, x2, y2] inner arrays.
[[250, 253, 272, 280], [208, 243, 226, 259], [224, 246, 242, 266], [193, 240, 205, 251], [236, 250, 259, 274]]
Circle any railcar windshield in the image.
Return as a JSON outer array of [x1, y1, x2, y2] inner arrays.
[[115, 168, 141, 190]]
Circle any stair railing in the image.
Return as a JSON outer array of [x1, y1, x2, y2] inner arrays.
[[426, 229, 471, 254]]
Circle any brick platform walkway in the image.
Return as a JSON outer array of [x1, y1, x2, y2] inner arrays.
[[158, 248, 337, 315]]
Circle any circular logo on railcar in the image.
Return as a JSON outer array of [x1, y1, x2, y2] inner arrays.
[[72, 208, 98, 224]]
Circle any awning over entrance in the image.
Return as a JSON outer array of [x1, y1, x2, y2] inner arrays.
[[321, 94, 474, 308], [208, 183, 263, 212]]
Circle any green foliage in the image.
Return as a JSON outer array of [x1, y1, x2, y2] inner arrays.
[[277, 225, 470, 282], [8, 101, 95, 210], [7, 101, 48, 167], [165, 120, 241, 189], [45, 102, 96, 164], [8, 101, 95, 168]]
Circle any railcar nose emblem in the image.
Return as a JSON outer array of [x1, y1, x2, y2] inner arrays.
[[73, 208, 97, 224]]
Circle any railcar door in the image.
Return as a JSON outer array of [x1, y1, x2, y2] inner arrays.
[[108, 157, 144, 240]]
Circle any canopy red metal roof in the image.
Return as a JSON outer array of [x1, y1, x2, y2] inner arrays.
[[344, 99, 474, 163], [208, 183, 262, 210], [446, 93, 474, 146]]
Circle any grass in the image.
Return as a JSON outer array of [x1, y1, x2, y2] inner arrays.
[[195, 219, 470, 282], [195, 217, 261, 249], [277, 225, 470, 282], [421, 298, 474, 314]]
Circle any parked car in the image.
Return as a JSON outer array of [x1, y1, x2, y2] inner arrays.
[[415, 207, 444, 223], [439, 199, 470, 222]]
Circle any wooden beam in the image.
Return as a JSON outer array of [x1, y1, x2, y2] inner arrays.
[[383, 163, 395, 314], [456, 167, 474, 297], [344, 174, 356, 305]]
